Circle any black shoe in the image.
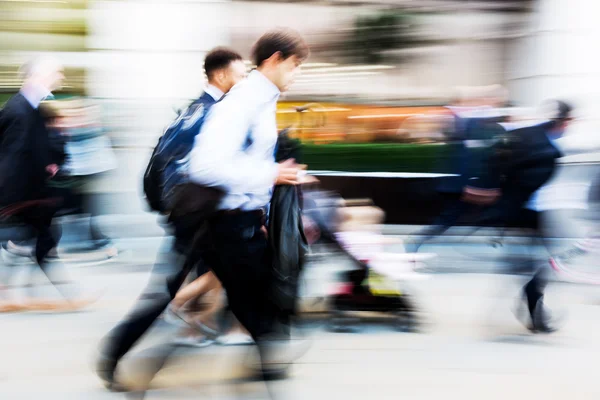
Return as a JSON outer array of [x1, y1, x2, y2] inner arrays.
[[96, 354, 127, 392], [514, 293, 558, 334], [529, 300, 558, 334], [262, 367, 290, 381]]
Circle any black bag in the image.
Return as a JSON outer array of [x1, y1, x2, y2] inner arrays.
[[268, 184, 308, 313], [143, 97, 216, 213], [268, 131, 308, 313]]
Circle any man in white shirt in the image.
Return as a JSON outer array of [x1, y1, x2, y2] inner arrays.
[[188, 28, 309, 376]]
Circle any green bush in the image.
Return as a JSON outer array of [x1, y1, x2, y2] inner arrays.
[[300, 143, 460, 173]]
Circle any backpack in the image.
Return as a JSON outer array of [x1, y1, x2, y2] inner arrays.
[[143, 97, 215, 213]]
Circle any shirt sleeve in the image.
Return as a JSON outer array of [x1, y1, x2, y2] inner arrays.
[[555, 134, 600, 157], [188, 94, 278, 194]]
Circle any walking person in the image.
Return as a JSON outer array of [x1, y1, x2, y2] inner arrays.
[[0, 57, 85, 310], [96, 47, 247, 390], [188, 27, 310, 379], [408, 86, 508, 251], [468, 100, 574, 333]]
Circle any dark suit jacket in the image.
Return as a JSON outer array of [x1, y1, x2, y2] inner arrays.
[[436, 115, 504, 194], [474, 121, 563, 227], [0, 93, 55, 206], [501, 121, 562, 195]]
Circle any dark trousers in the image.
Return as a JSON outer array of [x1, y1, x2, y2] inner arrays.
[[417, 192, 473, 244], [3, 204, 63, 288], [476, 190, 548, 317], [102, 249, 191, 362], [206, 211, 277, 343], [101, 217, 207, 363], [0, 200, 76, 302], [19, 205, 61, 267]]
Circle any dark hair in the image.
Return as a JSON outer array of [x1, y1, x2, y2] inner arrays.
[[204, 47, 243, 80], [554, 100, 573, 121], [251, 28, 309, 67]]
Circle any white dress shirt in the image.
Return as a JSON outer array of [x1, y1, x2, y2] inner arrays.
[[204, 84, 224, 102], [526, 131, 599, 212], [20, 84, 52, 109], [189, 70, 280, 211]]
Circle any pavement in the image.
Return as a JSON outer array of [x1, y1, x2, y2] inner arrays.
[[0, 211, 598, 398], [1, 259, 600, 399]]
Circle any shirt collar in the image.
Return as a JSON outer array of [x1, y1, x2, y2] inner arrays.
[[20, 84, 52, 109], [204, 84, 225, 102], [248, 70, 280, 103]]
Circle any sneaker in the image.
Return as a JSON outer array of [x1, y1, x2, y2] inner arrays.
[[6, 240, 34, 257], [163, 306, 189, 327], [575, 233, 600, 253], [530, 300, 559, 334], [164, 306, 220, 339], [96, 354, 128, 392], [550, 246, 600, 284], [173, 335, 215, 348], [216, 332, 254, 346], [191, 320, 220, 339]]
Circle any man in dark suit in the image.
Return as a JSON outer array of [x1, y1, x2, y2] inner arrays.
[[96, 47, 247, 391], [0, 57, 66, 303], [468, 100, 574, 333], [410, 109, 508, 251]]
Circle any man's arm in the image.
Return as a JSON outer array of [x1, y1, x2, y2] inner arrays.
[[188, 95, 278, 193], [0, 111, 30, 157]]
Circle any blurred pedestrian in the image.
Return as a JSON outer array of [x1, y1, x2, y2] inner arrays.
[[469, 99, 575, 333], [0, 57, 85, 310], [96, 47, 248, 391], [408, 85, 509, 251], [7, 99, 118, 257]]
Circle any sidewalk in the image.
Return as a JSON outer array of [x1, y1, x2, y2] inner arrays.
[[0, 213, 586, 279], [3, 270, 599, 399]]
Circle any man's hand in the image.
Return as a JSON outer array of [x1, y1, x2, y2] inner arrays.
[[275, 159, 300, 185], [46, 164, 59, 179]]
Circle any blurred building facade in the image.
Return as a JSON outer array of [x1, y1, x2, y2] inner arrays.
[[0, 0, 598, 214]]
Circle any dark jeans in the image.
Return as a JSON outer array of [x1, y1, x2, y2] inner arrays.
[[100, 217, 208, 363], [19, 205, 61, 267], [206, 211, 277, 343]]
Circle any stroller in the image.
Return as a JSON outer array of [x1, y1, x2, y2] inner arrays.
[[302, 189, 433, 332]]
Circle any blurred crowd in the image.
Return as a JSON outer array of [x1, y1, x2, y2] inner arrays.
[[1, 25, 599, 399]]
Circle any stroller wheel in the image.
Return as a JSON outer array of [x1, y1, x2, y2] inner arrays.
[[393, 310, 418, 333]]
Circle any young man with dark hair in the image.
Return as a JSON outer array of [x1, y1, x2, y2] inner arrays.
[[188, 27, 309, 376], [202, 47, 247, 102], [97, 47, 247, 391]]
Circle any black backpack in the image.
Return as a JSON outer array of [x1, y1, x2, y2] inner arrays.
[[143, 97, 216, 213]]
